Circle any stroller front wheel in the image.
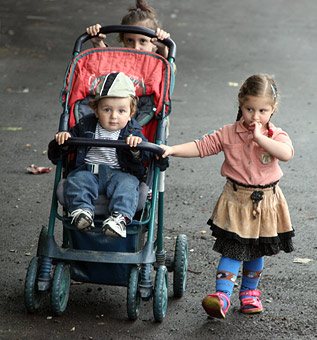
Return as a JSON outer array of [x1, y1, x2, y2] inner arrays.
[[127, 266, 141, 321], [153, 265, 168, 322], [50, 262, 70, 315], [24, 257, 43, 313], [173, 234, 188, 297]]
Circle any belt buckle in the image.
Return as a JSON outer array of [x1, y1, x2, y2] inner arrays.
[[91, 164, 99, 174]]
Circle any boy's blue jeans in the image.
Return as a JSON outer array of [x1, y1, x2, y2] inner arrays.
[[64, 163, 139, 222]]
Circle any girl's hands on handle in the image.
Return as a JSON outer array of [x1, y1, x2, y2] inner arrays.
[[153, 28, 170, 41], [151, 28, 170, 58], [126, 135, 142, 148], [86, 25, 171, 58], [160, 142, 200, 158], [86, 24, 107, 48], [55, 132, 71, 145], [160, 144, 173, 158]]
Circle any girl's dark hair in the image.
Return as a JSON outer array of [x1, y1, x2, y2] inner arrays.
[[119, 0, 160, 42], [236, 74, 279, 130]]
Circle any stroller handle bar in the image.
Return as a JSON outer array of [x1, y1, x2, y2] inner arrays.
[[73, 25, 176, 60], [64, 137, 165, 157]]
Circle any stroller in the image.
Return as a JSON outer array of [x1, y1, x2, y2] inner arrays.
[[24, 25, 188, 322]]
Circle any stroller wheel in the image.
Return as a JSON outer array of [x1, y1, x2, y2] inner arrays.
[[50, 262, 70, 315], [173, 234, 188, 298], [127, 266, 141, 321], [24, 257, 43, 313], [153, 265, 168, 322]]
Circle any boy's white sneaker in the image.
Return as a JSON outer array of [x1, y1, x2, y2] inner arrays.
[[102, 212, 127, 238], [70, 209, 93, 230]]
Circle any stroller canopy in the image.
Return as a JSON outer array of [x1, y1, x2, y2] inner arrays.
[[60, 47, 172, 142]]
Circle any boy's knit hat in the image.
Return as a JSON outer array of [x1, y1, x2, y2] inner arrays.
[[95, 72, 135, 100]]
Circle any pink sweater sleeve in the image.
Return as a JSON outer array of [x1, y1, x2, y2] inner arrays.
[[194, 130, 223, 158], [273, 127, 294, 159]]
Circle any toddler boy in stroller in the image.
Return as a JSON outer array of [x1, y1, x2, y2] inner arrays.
[[55, 72, 150, 238]]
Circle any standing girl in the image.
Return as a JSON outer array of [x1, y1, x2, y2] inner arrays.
[[160, 74, 295, 318], [86, 0, 171, 59]]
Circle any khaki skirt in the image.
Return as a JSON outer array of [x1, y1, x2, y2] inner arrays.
[[208, 179, 294, 261]]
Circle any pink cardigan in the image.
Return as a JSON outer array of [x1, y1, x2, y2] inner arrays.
[[194, 120, 294, 186]]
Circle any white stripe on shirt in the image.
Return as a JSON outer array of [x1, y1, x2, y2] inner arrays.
[[84, 123, 121, 169]]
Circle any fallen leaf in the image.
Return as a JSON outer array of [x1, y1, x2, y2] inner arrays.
[[293, 257, 313, 264], [26, 15, 47, 20], [1, 127, 22, 131], [228, 82, 239, 87], [200, 230, 206, 234], [31, 54, 45, 59], [70, 327, 75, 332], [188, 268, 202, 274]]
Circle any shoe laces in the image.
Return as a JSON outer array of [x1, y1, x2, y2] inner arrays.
[[70, 209, 91, 224], [112, 212, 126, 224]]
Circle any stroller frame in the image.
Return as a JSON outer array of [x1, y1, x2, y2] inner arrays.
[[24, 26, 187, 322]]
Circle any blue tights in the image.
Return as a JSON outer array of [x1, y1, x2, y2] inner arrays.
[[216, 256, 264, 310]]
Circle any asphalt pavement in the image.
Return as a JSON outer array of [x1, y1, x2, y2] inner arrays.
[[1, 0, 317, 339]]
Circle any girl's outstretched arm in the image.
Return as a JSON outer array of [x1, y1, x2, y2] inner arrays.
[[160, 142, 200, 158]]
